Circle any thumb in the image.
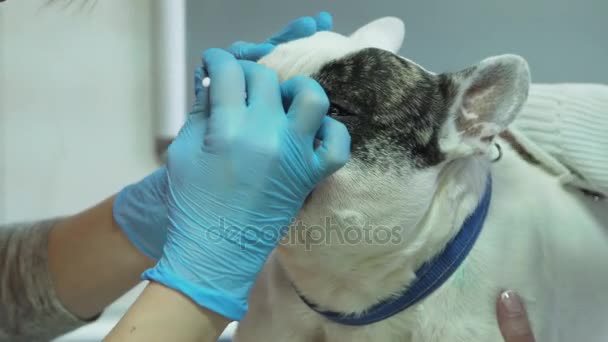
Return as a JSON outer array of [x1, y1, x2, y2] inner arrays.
[[265, 16, 317, 45], [496, 291, 536, 342], [227, 41, 275, 61], [192, 66, 210, 115]]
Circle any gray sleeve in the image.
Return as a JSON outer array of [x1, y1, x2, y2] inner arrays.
[[0, 219, 93, 342]]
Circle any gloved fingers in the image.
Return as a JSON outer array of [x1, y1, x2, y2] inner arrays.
[[314, 116, 351, 175], [238, 60, 282, 111], [227, 41, 275, 61], [202, 48, 247, 111], [266, 16, 317, 45], [282, 76, 330, 135], [314, 11, 333, 31], [226, 12, 332, 61], [192, 66, 210, 116]]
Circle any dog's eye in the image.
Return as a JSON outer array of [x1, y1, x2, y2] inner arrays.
[[328, 103, 356, 117]]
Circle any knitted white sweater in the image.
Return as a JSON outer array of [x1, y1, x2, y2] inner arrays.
[[510, 83, 608, 196]]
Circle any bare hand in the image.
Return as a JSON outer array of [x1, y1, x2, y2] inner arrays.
[[496, 291, 536, 342]]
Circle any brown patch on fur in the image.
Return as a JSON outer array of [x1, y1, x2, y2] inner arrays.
[[500, 131, 606, 200], [462, 122, 483, 138], [499, 130, 539, 165]]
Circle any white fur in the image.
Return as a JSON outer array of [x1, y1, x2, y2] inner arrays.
[[238, 18, 608, 342], [350, 17, 405, 53]]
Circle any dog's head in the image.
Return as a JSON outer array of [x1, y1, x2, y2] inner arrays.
[[261, 18, 530, 245]]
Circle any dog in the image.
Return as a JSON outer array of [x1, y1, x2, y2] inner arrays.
[[233, 17, 608, 342]]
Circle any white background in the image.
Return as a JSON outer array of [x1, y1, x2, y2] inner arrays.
[[1, 0, 158, 340]]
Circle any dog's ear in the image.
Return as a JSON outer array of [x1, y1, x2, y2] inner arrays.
[[438, 54, 531, 159], [350, 17, 405, 53]]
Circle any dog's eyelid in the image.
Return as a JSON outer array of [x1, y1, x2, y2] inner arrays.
[[329, 102, 358, 117]]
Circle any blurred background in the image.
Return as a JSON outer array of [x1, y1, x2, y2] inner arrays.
[[0, 0, 606, 340]]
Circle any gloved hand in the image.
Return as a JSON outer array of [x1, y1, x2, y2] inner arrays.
[[142, 48, 350, 321], [227, 11, 332, 61], [113, 13, 334, 261]]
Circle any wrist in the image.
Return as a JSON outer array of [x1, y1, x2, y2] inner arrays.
[[142, 259, 251, 321], [105, 281, 230, 341], [147, 282, 232, 327], [49, 196, 155, 320]]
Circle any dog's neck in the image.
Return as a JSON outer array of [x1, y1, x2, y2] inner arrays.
[[277, 157, 490, 314]]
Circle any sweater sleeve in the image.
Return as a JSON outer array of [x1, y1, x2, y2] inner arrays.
[[0, 219, 94, 342], [510, 83, 608, 196]]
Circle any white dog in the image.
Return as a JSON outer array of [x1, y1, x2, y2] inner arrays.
[[233, 17, 608, 342]]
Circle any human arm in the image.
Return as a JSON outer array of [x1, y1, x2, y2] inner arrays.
[[103, 282, 229, 342], [0, 196, 152, 341], [48, 196, 154, 320], [0, 219, 82, 341]]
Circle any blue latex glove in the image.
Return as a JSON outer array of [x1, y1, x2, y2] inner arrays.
[[113, 13, 334, 261], [142, 49, 350, 321], [227, 11, 332, 61], [113, 168, 168, 260]]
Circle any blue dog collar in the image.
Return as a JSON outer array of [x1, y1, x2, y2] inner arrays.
[[296, 176, 492, 326]]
